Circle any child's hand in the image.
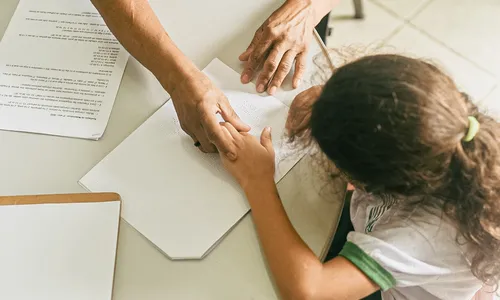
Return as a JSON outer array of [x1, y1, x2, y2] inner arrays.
[[219, 123, 275, 190], [286, 85, 322, 137]]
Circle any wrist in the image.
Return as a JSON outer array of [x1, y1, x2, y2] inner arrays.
[[285, 0, 337, 25], [242, 177, 277, 198], [154, 42, 199, 95], [284, 0, 317, 24], [158, 62, 199, 95]]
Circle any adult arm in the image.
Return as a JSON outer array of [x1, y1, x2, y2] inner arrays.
[[91, 0, 249, 156]]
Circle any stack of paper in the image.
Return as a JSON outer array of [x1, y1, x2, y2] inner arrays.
[[0, 0, 129, 139], [80, 59, 302, 259], [0, 193, 121, 300]]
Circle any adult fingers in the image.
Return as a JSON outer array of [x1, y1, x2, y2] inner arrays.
[[267, 50, 296, 95], [239, 26, 264, 62], [219, 102, 251, 132], [220, 122, 233, 141], [241, 37, 273, 86], [293, 52, 307, 88], [200, 109, 237, 160], [192, 125, 216, 153], [222, 122, 241, 140], [184, 128, 201, 148], [256, 47, 285, 93]]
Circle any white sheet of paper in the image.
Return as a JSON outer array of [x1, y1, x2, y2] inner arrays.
[[0, 0, 129, 139], [79, 59, 301, 259], [0, 200, 120, 300]]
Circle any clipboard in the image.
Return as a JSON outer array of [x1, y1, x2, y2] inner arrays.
[[0, 193, 121, 300], [0, 192, 120, 205]]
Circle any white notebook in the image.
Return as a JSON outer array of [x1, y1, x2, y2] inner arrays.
[[0, 193, 121, 300], [79, 59, 302, 259]]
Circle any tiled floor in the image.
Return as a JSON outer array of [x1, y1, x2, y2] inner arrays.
[[326, 0, 499, 118]]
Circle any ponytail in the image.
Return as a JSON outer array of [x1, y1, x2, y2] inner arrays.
[[447, 108, 500, 285]]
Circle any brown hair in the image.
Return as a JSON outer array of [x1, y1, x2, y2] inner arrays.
[[294, 54, 500, 284]]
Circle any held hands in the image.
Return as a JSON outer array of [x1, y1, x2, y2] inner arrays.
[[219, 123, 276, 190], [219, 85, 323, 190], [170, 70, 250, 158], [240, 0, 317, 95]]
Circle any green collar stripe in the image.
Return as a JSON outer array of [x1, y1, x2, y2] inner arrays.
[[339, 241, 396, 291]]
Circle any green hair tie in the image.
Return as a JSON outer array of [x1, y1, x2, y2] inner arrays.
[[463, 116, 480, 142]]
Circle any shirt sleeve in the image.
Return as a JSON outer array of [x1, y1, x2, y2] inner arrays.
[[341, 215, 482, 299], [339, 240, 396, 291]]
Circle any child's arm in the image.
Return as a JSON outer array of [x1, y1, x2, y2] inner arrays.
[[219, 124, 379, 300], [245, 180, 379, 299]]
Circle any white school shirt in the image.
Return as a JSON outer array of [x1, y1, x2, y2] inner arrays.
[[339, 191, 483, 300]]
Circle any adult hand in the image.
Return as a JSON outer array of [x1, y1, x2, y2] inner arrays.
[[219, 123, 275, 190], [170, 70, 250, 158], [286, 85, 322, 136], [240, 0, 318, 95]]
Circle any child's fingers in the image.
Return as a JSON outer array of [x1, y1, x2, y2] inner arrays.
[[222, 122, 241, 141], [219, 122, 233, 141], [260, 127, 274, 155]]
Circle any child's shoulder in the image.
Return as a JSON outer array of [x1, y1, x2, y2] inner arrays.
[[347, 191, 481, 298], [350, 190, 473, 264]]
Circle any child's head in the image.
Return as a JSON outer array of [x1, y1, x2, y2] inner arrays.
[[302, 54, 500, 283]]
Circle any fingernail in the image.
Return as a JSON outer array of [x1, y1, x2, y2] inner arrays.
[[241, 73, 249, 83], [266, 127, 271, 133], [269, 86, 277, 95], [257, 84, 265, 93]]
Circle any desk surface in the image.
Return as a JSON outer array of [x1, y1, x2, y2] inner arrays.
[[0, 0, 344, 298]]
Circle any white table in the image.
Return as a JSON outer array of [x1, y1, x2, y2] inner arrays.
[[0, 1, 344, 298]]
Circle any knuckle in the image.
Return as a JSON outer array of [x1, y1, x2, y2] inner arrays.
[[268, 27, 279, 38], [266, 60, 279, 71], [250, 52, 261, 63], [280, 60, 292, 70], [263, 23, 273, 35], [297, 61, 306, 70]]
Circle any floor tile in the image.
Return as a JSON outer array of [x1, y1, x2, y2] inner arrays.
[[371, 0, 432, 19], [383, 25, 496, 101], [327, 0, 403, 48], [412, 0, 500, 78], [480, 86, 500, 120]]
